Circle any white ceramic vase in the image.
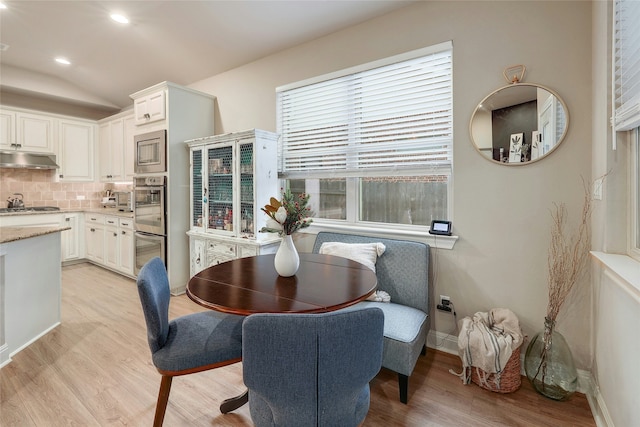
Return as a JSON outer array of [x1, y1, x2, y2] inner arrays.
[[274, 234, 300, 277]]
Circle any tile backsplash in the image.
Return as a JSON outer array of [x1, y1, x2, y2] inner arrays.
[[1, 169, 132, 209]]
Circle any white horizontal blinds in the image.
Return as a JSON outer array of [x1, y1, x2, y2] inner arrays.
[[278, 44, 452, 177], [613, 0, 640, 131]]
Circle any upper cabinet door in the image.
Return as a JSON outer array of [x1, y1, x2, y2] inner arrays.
[[0, 110, 16, 149], [98, 118, 125, 182], [58, 119, 95, 182], [15, 112, 55, 153], [134, 90, 166, 125]]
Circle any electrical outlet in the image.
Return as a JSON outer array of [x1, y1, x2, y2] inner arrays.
[[437, 295, 452, 312]]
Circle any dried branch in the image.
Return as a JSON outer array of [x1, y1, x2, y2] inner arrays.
[[546, 179, 593, 322]]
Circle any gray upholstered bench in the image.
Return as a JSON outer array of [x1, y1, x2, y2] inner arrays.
[[312, 231, 430, 404]]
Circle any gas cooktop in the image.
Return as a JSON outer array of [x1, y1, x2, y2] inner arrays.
[[0, 206, 61, 213]]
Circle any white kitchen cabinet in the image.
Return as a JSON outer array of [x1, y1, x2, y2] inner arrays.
[[61, 213, 83, 261], [0, 110, 16, 147], [85, 214, 105, 264], [123, 114, 136, 181], [133, 89, 165, 125], [98, 111, 135, 183], [0, 212, 83, 262], [16, 112, 55, 153], [118, 218, 134, 276], [130, 81, 215, 293], [93, 214, 134, 276], [104, 216, 119, 270], [0, 108, 55, 153], [58, 119, 95, 182], [98, 119, 124, 181]]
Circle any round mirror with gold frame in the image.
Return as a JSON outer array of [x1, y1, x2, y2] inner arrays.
[[469, 83, 569, 165]]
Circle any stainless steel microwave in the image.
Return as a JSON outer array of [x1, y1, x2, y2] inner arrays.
[[134, 129, 166, 174]]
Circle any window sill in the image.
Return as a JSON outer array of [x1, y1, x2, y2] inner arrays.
[[591, 251, 640, 300], [300, 222, 458, 250]]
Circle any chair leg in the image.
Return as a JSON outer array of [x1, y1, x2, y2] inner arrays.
[[154, 375, 173, 427], [421, 345, 426, 356], [398, 373, 408, 404]]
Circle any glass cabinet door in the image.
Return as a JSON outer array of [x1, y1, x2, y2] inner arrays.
[[239, 142, 254, 236], [207, 145, 234, 232], [191, 148, 204, 228]]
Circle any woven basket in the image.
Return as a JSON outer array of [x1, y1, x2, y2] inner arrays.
[[470, 345, 522, 393]]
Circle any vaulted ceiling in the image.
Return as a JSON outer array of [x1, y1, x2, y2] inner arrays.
[[0, 1, 413, 112]]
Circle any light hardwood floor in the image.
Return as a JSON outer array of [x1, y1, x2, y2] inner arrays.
[[1, 263, 596, 426]]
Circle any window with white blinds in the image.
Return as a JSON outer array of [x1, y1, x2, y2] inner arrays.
[[613, 0, 640, 131], [277, 41, 453, 178], [276, 42, 453, 230]]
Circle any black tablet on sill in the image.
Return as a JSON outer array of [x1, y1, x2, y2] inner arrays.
[[429, 220, 452, 236]]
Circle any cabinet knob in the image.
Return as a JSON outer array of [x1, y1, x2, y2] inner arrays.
[[144, 113, 150, 119], [59, 174, 64, 178], [122, 230, 126, 235], [114, 232, 118, 237], [91, 228, 95, 232], [65, 218, 70, 222]]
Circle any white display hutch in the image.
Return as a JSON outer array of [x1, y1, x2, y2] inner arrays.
[[186, 129, 280, 277]]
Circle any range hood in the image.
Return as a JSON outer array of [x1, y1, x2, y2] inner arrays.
[[0, 151, 59, 170]]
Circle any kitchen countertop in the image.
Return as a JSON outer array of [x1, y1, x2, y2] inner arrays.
[[83, 208, 134, 218], [0, 207, 134, 219], [0, 225, 71, 244]]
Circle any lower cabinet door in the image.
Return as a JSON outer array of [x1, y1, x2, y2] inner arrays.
[[119, 228, 134, 275], [105, 227, 119, 270], [85, 225, 105, 263]]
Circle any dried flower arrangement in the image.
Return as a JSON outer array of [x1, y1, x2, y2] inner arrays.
[[525, 178, 594, 400], [546, 179, 593, 322]]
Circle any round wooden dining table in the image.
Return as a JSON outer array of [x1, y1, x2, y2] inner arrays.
[[185, 252, 378, 413], [186, 252, 378, 315]]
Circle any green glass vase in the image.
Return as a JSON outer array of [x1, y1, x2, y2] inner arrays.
[[524, 317, 578, 401]]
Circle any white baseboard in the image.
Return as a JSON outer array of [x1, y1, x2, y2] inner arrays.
[[426, 329, 458, 354], [9, 322, 60, 359], [579, 372, 614, 427], [426, 330, 611, 426], [0, 343, 10, 369]]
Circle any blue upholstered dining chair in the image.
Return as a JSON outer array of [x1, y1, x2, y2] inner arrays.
[[242, 307, 384, 427], [136, 257, 244, 427]]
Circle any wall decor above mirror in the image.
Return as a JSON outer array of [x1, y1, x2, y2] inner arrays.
[[469, 67, 569, 166]]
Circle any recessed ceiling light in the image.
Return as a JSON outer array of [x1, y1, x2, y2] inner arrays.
[[55, 57, 71, 65], [0, 3, 7, 10], [110, 13, 129, 24]]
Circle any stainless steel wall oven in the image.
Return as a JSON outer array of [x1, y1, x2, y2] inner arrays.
[[134, 175, 167, 275]]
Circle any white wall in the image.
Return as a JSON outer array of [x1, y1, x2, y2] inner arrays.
[[190, 0, 594, 368], [591, 1, 639, 425]]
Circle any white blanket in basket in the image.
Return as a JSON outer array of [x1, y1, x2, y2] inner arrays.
[[452, 308, 523, 387]]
